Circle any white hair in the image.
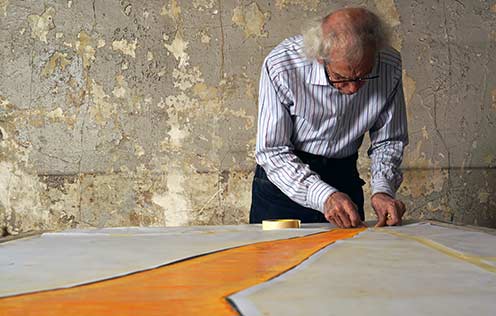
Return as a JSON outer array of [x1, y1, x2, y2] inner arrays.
[[302, 8, 390, 63]]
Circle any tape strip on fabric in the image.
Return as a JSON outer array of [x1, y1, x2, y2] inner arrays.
[[262, 219, 301, 230]]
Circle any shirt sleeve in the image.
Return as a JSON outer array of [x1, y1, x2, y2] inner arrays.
[[368, 68, 409, 198], [255, 58, 337, 213]]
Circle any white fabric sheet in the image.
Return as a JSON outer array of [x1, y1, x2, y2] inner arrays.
[[0, 224, 330, 297], [230, 224, 496, 316], [394, 222, 496, 258]]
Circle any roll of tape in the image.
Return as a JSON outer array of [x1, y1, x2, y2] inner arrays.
[[262, 219, 301, 230]]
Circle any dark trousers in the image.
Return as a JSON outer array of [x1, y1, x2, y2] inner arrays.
[[249, 151, 365, 223]]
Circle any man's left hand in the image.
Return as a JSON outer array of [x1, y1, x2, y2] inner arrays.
[[371, 193, 406, 227]]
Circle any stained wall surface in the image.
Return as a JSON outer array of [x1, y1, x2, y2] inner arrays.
[[0, 0, 495, 234]]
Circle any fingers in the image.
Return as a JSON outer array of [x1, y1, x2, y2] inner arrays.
[[398, 201, 406, 221], [358, 221, 368, 228], [395, 201, 406, 226], [325, 209, 348, 228], [324, 192, 364, 228], [332, 213, 344, 228], [386, 204, 399, 226], [343, 200, 360, 227], [325, 212, 337, 227], [387, 200, 407, 226], [372, 194, 407, 227], [336, 199, 360, 228], [375, 212, 387, 227], [325, 211, 342, 228], [337, 211, 351, 228], [329, 211, 364, 229]]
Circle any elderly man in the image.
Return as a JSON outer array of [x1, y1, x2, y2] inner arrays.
[[250, 7, 408, 228]]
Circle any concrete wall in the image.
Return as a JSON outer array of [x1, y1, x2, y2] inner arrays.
[[1, 0, 495, 235]]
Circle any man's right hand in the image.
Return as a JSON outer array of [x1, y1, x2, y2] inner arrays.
[[324, 192, 365, 228]]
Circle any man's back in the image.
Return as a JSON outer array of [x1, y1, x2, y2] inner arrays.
[[258, 34, 404, 159]]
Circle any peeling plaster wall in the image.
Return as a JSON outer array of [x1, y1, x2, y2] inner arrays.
[[0, 0, 495, 234]]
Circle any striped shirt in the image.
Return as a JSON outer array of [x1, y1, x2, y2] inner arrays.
[[255, 35, 409, 213]]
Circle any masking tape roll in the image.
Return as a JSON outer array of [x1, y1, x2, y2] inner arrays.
[[262, 219, 301, 230]]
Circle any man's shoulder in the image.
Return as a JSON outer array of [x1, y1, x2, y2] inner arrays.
[[264, 35, 310, 75], [378, 46, 402, 70]]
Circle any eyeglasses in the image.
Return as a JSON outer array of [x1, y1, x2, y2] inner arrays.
[[324, 61, 379, 84]]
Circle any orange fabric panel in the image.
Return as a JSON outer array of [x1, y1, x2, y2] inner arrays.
[[0, 228, 364, 316]]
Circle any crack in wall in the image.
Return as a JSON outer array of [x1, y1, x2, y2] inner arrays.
[[32, 148, 77, 165], [216, 0, 226, 215], [217, 0, 225, 80], [75, 0, 98, 226], [92, 0, 97, 30], [28, 43, 34, 108], [481, 34, 490, 112], [435, 0, 453, 217]]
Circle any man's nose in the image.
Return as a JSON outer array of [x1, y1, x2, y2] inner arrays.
[[347, 82, 361, 94]]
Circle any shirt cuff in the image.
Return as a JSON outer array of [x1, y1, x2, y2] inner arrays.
[[307, 179, 338, 213], [371, 178, 396, 198]]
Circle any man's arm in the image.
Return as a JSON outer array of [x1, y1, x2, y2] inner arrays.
[[255, 58, 337, 213], [368, 69, 409, 226]]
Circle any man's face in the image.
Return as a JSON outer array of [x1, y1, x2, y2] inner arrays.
[[325, 49, 376, 95]]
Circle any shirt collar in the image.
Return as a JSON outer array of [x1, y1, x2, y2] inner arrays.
[[307, 59, 330, 86]]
